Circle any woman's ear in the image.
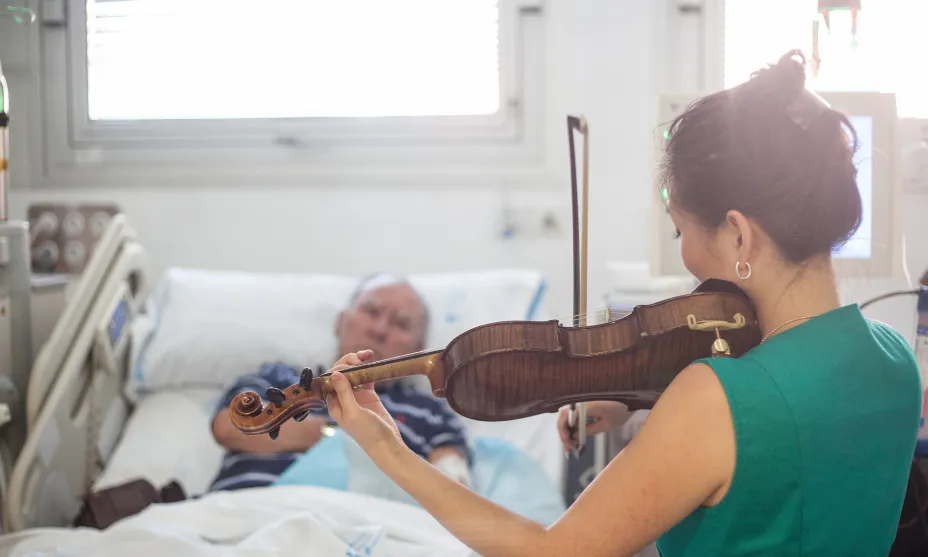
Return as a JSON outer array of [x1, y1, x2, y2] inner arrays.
[[724, 210, 753, 260]]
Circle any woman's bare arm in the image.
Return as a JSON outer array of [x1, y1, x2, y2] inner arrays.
[[372, 363, 736, 557]]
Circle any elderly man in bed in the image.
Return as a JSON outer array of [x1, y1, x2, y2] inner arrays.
[[208, 273, 471, 492]]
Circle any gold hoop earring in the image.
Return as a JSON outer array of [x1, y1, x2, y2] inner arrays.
[[735, 261, 752, 280]]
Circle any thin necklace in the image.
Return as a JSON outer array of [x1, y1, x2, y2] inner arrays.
[[761, 315, 817, 343]]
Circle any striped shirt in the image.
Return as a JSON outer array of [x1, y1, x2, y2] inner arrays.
[[209, 362, 469, 492]]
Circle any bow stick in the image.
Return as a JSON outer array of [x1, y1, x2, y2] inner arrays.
[[566, 115, 590, 455]]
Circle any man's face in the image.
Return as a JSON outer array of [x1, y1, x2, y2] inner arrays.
[[335, 282, 427, 362]]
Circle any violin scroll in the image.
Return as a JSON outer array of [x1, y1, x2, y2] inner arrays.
[[228, 366, 330, 436], [233, 393, 263, 417], [229, 352, 446, 438]]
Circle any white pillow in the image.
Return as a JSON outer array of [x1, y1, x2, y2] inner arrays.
[[410, 270, 549, 350], [129, 267, 547, 395], [95, 389, 226, 496]]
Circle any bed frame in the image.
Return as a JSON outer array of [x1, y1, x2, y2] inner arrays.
[[3, 214, 150, 532]]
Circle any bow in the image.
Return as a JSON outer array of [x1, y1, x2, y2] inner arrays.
[[566, 115, 590, 455]]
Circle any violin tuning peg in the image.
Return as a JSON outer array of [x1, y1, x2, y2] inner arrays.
[[300, 367, 314, 389], [293, 410, 310, 423], [269, 427, 280, 440], [265, 387, 286, 407]]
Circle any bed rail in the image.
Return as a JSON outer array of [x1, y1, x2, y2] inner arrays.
[[3, 214, 149, 532], [26, 215, 148, 428]]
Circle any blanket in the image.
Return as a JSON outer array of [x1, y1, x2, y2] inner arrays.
[[0, 486, 474, 557], [274, 430, 566, 525]]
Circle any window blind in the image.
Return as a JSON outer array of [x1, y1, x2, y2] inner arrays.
[[723, 0, 928, 118], [86, 0, 501, 121]]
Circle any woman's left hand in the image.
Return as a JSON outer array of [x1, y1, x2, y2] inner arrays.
[[325, 351, 404, 460]]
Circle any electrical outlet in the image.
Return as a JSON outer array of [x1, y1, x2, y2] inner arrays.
[[501, 206, 568, 240]]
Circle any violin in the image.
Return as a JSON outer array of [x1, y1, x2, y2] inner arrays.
[[228, 277, 760, 437], [228, 115, 762, 440]]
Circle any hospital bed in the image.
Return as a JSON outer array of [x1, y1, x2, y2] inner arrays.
[[0, 215, 569, 555]]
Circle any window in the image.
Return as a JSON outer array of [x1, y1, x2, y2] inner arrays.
[[34, 0, 544, 186], [85, 0, 502, 121], [723, 0, 928, 118]]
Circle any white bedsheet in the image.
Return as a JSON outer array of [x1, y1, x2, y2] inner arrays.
[[0, 486, 474, 557]]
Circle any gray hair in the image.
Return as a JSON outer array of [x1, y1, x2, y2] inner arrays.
[[348, 273, 430, 346]]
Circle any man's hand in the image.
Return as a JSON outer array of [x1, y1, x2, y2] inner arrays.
[[429, 446, 472, 487], [429, 446, 466, 464], [557, 401, 632, 453]]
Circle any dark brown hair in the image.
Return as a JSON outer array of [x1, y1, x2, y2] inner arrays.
[[659, 50, 863, 264]]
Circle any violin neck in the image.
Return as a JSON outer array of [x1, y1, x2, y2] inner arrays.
[[314, 349, 445, 396]]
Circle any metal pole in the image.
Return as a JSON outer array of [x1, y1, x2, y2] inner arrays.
[[0, 57, 9, 222]]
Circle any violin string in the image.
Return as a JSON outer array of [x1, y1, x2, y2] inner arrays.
[[557, 309, 610, 322], [552, 308, 614, 325]]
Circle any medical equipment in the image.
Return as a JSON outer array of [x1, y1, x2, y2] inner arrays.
[[816, 1, 862, 54], [28, 204, 122, 274], [0, 7, 38, 476], [650, 90, 904, 280]]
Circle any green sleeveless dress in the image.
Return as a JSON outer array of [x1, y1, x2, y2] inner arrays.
[[656, 304, 922, 557]]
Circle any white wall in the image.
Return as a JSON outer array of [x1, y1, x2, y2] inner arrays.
[[4, 0, 670, 324], [3, 0, 927, 336]]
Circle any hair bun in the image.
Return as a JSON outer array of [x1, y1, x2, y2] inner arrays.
[[773, 50, 807, 91], [743, 49, 808, 109]]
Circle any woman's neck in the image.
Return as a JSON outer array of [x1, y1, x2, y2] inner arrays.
[[748, 257, 843, 340]]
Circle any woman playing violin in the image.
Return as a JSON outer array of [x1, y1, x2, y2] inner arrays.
[[323, 50, 921, 557]]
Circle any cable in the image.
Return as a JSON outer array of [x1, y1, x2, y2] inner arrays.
[[859, 290, 921, 311], [902, 235, 914, 289]]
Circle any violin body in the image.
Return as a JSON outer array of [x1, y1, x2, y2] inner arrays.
[[228, 278, 761, 436], [437, 278, 759, 420]]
